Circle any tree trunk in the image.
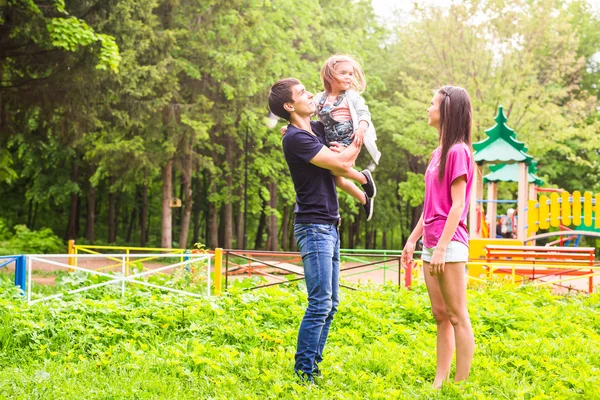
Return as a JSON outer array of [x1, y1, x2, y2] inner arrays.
[[75, 195, 81, 238], [126, 187, 138, 242], [139, 184, 148, 247], [114, 191, 121, 242], [107, 176, 116, 243], [27, 199, 33, 227], [192, 175, 202, 246], [254, 196, 267, 249], [179, 138, 193, 249], [85, 179, 96, 244], [223, 136, 233, 249], [402, 200, 410, 247], [266, 181, 278, 251], [236, 186, 244, 249], [411, 204, 423, 231], [281, 205, 289, 251], [382, 230, 387, 249], [177, 171, 184, 234], [126, 206, 136, 243], [0, 65, 3, 136], [218, 204, 225, 247], [354, 217, 361, 249], [31, 202, 38, 230], [66, 160, 79, 240], [289, 205, 296, 251], [208, 179, 218, 248], [204, 191, 210, 249], [373, 228, 377, 249], [223, 202, 232, 249], [348, 218, 354, 249], [161, 159, 173, 248]]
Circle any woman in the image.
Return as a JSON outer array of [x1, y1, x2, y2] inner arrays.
[[401, 86, 475, 388]]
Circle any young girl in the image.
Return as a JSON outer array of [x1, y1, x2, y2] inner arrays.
[[401, 86, 475, 388], [314, 55, 381, 221]]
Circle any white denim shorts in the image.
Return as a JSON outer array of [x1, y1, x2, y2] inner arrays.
[[421, 241, 469, 263]]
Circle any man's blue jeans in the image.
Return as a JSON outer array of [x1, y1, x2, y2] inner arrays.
[[293, 223, 340, 377]]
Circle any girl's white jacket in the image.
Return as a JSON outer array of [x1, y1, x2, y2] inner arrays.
[[314, 90, 381, 165]]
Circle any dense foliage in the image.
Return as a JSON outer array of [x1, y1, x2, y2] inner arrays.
[[1, 0, 599, 251], [0, 282, 598, 398], [0, 219, 64, 254]]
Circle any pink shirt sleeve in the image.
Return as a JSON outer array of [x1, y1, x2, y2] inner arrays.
[[447, 144, 471, 185]]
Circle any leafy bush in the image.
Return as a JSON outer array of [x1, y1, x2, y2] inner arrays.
[[0, 220, 64, 255], [0, 283, 598, 398]]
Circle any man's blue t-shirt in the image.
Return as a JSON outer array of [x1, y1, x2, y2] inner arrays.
[[282, 121, 339, 224]]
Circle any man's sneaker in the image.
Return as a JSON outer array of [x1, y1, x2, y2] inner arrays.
[[364, 192, 374, 221], [295, 370, 315, 385], [313, 363, 322, 378], [361, 169, 376, 198]]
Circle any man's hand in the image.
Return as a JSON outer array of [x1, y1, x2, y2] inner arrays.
[[280, 126, 288, 136]]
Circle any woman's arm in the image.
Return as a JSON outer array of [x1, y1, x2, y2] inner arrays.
[[401, 212, 424, 268]]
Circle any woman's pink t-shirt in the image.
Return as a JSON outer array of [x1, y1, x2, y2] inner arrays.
[[423, 143, 474, 248]]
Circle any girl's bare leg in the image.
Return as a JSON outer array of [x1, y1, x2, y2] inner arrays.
[[335, 176, 366, 204], [336, 168, 367, 185]]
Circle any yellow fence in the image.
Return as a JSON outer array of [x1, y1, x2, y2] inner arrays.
[[67, 241, 224, 295], [466, 261, 600, 292], [68, 240, 187, 275], [528, 190, 600, 236]]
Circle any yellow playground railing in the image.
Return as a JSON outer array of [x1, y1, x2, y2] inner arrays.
[[68, 240, 187, 276], [67, 240, 224, 295], [528, 190, 600, 236]]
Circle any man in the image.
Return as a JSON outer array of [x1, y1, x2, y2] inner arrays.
[[268, 78, 374, 383]]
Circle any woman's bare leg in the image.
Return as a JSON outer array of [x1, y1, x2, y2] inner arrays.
[[423, 262, 455, 388], [437, 262, 474, 382]]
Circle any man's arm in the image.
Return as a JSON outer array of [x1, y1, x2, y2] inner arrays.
[[309, 142, 360, 175]]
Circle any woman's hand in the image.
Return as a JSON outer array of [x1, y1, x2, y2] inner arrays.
[[401, 240, 416, 269], [280, 126, 288, 136], [429, 247, 446, 276]]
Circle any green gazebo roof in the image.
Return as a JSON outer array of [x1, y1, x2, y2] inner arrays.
[[473, 106, 533, 165], [483, 161, 544, 186]]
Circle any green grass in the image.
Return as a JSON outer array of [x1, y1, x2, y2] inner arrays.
[[0, 280, 598, 399]]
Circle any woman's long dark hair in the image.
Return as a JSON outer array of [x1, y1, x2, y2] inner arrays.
[[437, 86, 473, 181]]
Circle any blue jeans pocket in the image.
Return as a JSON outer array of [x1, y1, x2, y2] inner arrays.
[[294, 224, 334, 258]]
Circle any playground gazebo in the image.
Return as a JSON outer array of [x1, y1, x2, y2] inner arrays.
[[471, 106, 534, 240], [483, 161, 545, 236]]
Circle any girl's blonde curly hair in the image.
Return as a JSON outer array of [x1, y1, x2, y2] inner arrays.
[[320, 54, 366, 94]]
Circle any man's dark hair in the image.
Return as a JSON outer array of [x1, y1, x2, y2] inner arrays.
[[268, 78, 300, 121]]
